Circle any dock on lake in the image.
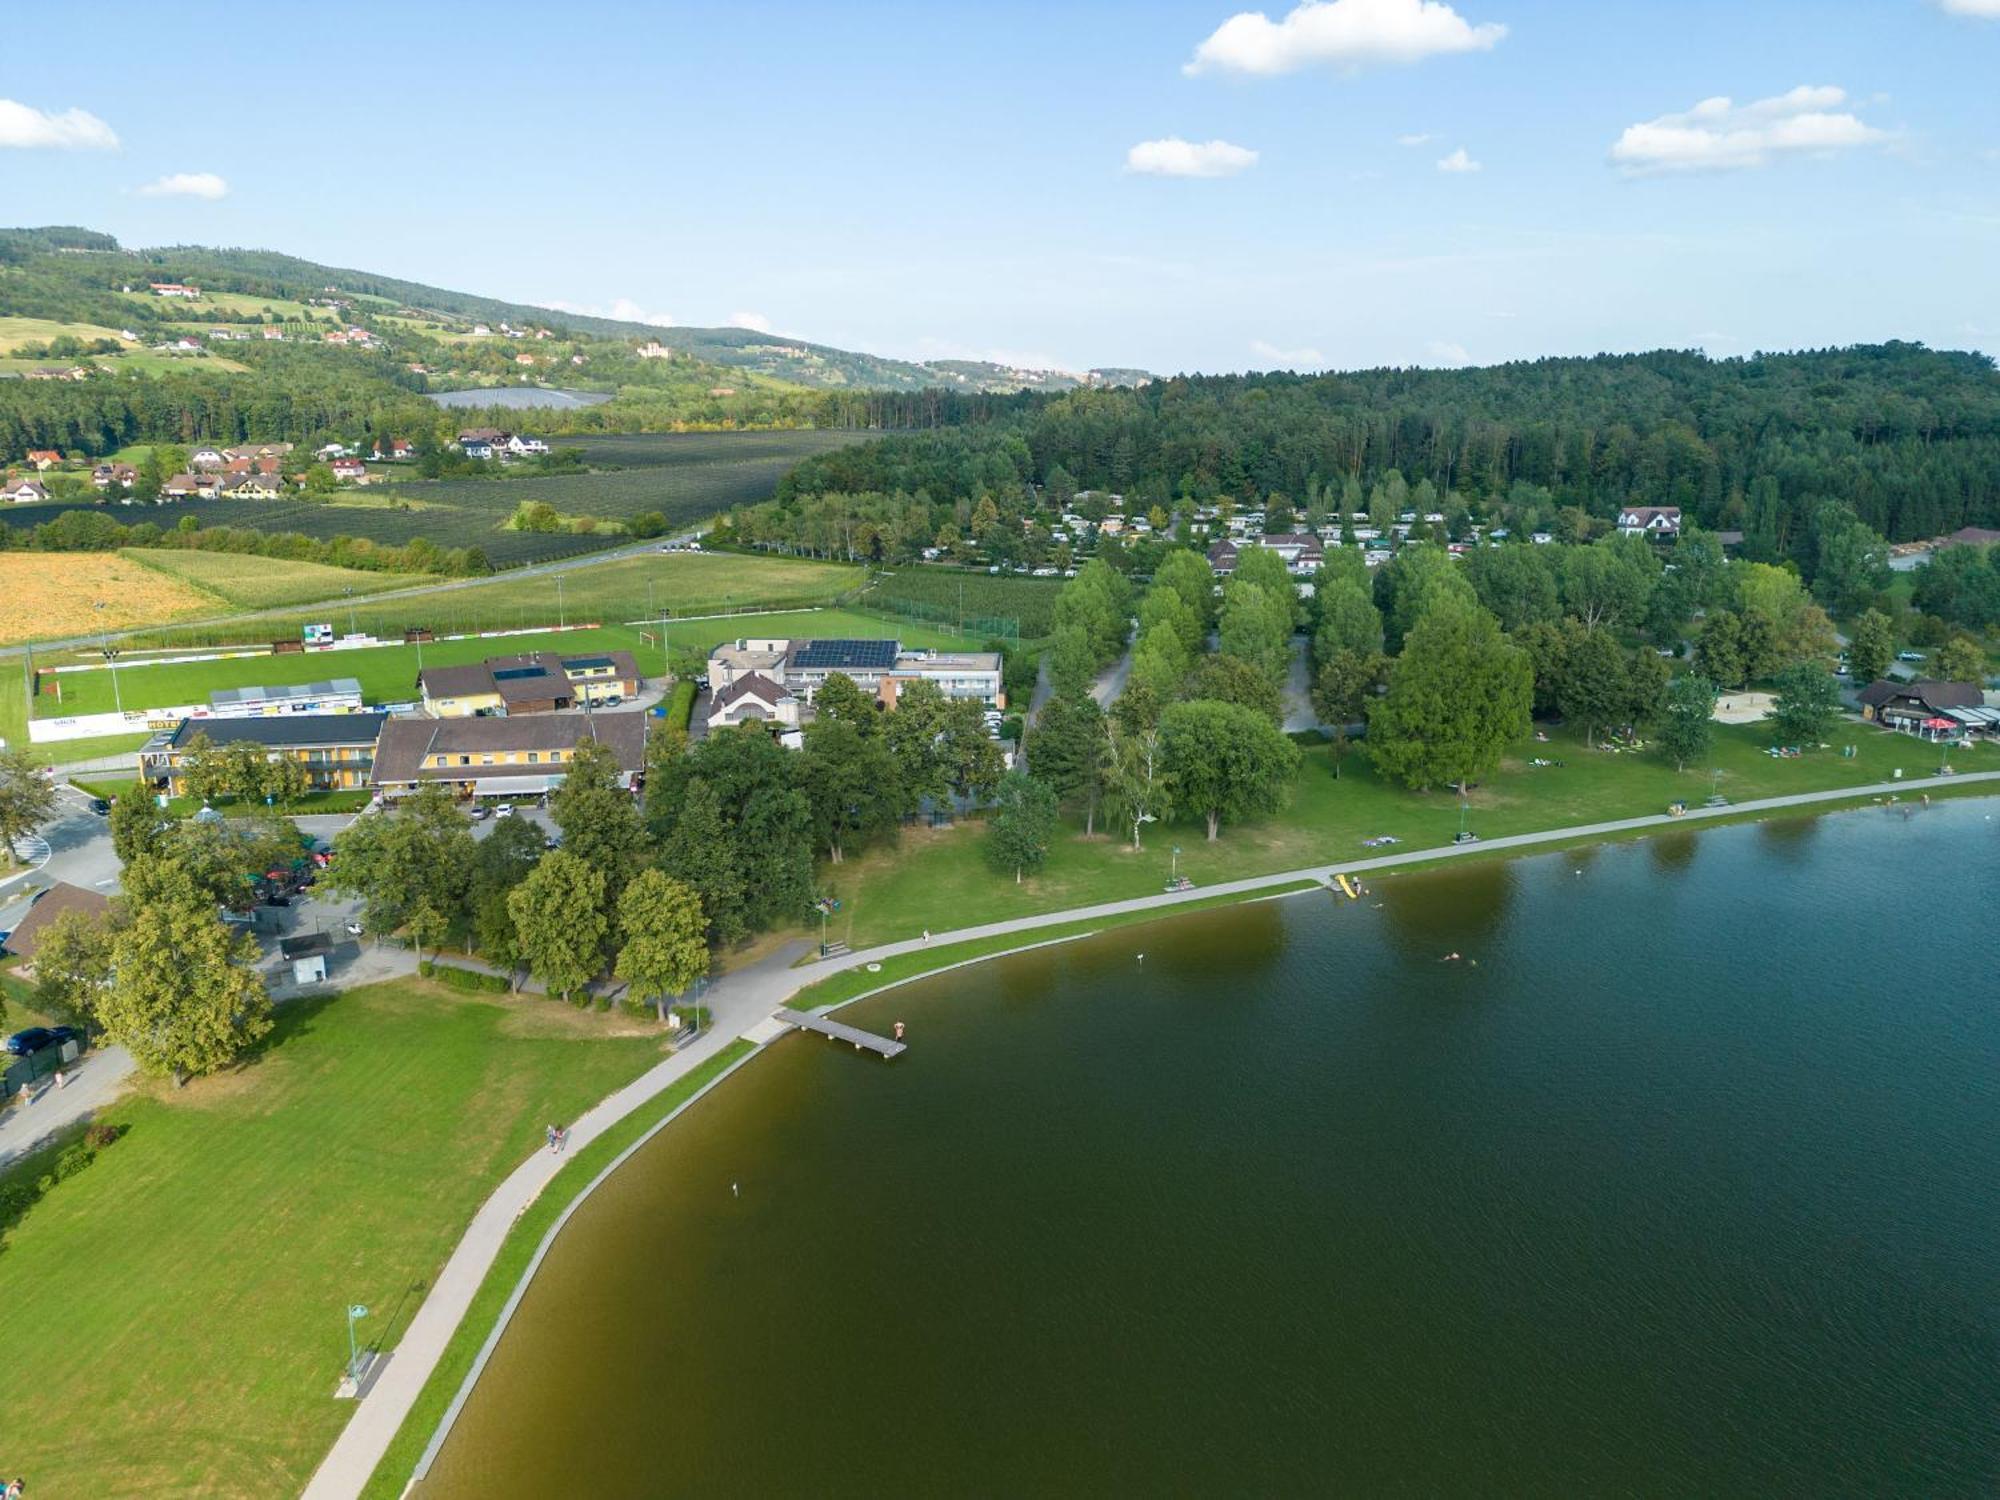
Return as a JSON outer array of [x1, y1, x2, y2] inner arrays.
[[778, 1010, 908, 1059]]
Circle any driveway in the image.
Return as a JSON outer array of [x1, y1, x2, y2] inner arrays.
[[1282, 635, 1320, 733]]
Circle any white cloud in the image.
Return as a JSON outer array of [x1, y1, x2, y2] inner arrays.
[[1125, 137, 1260, 177], [1610, 85, 1887, 175], [544, 297, 676, 327], [728, 311, 774, 334], [1185, 0, 1506, 77], [1251, 339, 1324, 365], [1426, 340, 1471, 365], [1436, 147, 1481, 173], [1938, 0, 2000, 16], [0, 99, 118, 150], [1397, 132, 1434, 146], [138, 171, 228, 200]]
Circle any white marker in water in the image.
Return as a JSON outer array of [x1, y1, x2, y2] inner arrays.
[[732, 1182, 739, 1198]]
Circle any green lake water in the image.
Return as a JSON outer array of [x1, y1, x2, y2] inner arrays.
[[418, 802, 2000, 1497]]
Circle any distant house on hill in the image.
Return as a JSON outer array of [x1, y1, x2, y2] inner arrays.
[[25, 449, 62, 470], [150, 282, 200, 298], [220, 472, 286, 499], [161, 472, 201, 499], [330, 457, 367, 481], [505, 434, 549, 456], [636, 340, 672, 360], [3, 479, 50, 503], [1617, 505, 1682, 539], [190, 446, 226, 470]]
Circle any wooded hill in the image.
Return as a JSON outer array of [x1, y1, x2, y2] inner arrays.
[[776, 344, 2000, 546]]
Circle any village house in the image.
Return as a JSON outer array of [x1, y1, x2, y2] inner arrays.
[[505, 434, 549, 456], [456, 427, 507, 459], [708, 672, 802, 731], [1207, 532, 1326, 576], [91, 463, 138, 491], [218, 472, 287, 499], [0, 883, 114, 978], [3, 478, 50, 503], [190, 446, 226, 469], [139, 713, 389, 797], [25, 449, 62, 470], [1617, 505, 1683, 540], [416, 651, 643, 718], [370, 711, 647, 798], [160, 472, 203, 499], [1856, 679, 1990, 735], [330, 457, 368, 482], [167, 335, 204, 353], [636, 340, 673, 359], [149, 282, 201, 298], [261, 326, 286, 341], [223, 443, 293, 463]]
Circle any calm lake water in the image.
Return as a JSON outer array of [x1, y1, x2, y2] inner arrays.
[[418, 802, 2000, 1497], [426, 387, 612, 410]]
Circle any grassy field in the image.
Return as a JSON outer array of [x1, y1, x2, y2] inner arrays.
[[0, 978, 668, 1497], [32, 625, 669, 719], [357, 1040, 756, 1499], [0, 314, 131, 352], [819, 718, 2000, 949], [872, 566, 1064, 639], [122, 549, 434, 612], [0, 553, 219, 645]]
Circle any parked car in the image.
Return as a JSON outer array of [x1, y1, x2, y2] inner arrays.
[[494, 804, 515, 819], [4, 1027, 55, 1056], [469, 806, 491, 822], [88, 797, 111, 816], [1897, 650, 1926, 663]]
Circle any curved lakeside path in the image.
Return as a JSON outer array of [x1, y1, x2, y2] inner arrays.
[[300, 768, 2000, 1499]]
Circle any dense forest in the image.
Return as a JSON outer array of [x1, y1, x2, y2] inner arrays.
[[775, 345, 2000, 546]]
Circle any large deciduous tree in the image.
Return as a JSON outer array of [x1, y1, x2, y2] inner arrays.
[[322, 782, 474, 937], [508, 849, 609, 1004], [615, 869, 710, 1022], [799, 716, 902, 862], [1845, 608, 1894, 687], [1025, 690, 1111, 835], [1156, 698, 1300, 841], [1657, 672, 1718, 771], [1769, 663, 1843, 745], [984, 771, 1059, 882], [0, 745, 58, 867], [1369, 601, 1532, 792], [549, 737, 648, 916]]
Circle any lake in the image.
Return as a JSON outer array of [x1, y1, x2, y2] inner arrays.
[[426, 387, 613, 410], [416, 801, 2000, 1497]]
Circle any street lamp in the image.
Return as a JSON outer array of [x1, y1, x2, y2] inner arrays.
[[345, 1303, 370, 1381], [556, 575, 566, 630], [343, 586, 356, 637], [94, 602, 124, 716], [1171, 845, 1181, 882]]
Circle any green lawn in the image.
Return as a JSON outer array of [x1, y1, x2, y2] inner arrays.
[[820, 719, 1999, 949], [33, 625, 669, 719], [122, 550, 436, 612], [0, 978, 668, 1498]]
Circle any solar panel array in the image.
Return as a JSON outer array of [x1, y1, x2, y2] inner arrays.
[[792, 638, 898, 671]]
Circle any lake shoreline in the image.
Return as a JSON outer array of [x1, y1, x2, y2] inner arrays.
[[346, 776, 2000, 1499]]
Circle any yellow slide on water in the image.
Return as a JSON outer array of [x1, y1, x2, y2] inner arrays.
[[1335, 873, 1360, 900]]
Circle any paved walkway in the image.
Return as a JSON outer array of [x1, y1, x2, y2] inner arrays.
[[0, 1044, 136, 1166], [300, 768, 2000, 1499]]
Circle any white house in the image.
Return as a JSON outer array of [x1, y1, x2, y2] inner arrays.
[[1618, 506, 1682, 540], [3, 479, 50, 503], [708, 672, 801, 730], [506, 434, 550, 456]]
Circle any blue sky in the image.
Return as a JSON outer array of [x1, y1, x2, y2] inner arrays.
[[4, 0, 1999, 374]]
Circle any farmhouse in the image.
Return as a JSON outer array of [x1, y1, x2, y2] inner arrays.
[[1617, 506, 1683, 540], [636, 340, 672, 359], [3, 479, 50, 503], [218, 472, 286, 499], [0, 882, 113, 975], [330, 457, 367, 481], [160, 472, 205, 499], [190, 446, 226, 469], [416, 650, 642, 718], [222, 443, 293, 463], [370, 710, 647, 797], [505, 434, 549, 456], [707, 637, 1005, 707], [139, 713, 389, 797], [25, 450, 62, 470], [91, 463, 138, 490], [150, 282, 201, 298]]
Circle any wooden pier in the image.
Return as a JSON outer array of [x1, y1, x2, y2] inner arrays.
[[778, 1010, 908, 1059]]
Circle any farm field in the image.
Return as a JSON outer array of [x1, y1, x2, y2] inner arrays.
[[166, 549, 866, 647], [0, 315, 132, 352], [119, 288, 327, 322], [33, 625, 669, 719], [122, 549, 434, 611], [871, 565, 1062, 639], [13, 429, 874, 568], [0, 553, 219, 645], [0, 978, 667, 1498]]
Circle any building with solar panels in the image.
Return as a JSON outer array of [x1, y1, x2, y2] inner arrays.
[[708, 636, 1005, 709]]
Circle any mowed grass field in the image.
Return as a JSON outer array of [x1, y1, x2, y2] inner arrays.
[[122, 549, 434, 612], [0, 979, 668, 1498], [34, 625, 669, 718], [819, 719, 2000, 949], [175, 550, 865, 646], [0, 552, 220, 645]]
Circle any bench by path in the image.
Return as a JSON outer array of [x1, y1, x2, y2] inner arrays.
[[300, 769, 1999, 1498]]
